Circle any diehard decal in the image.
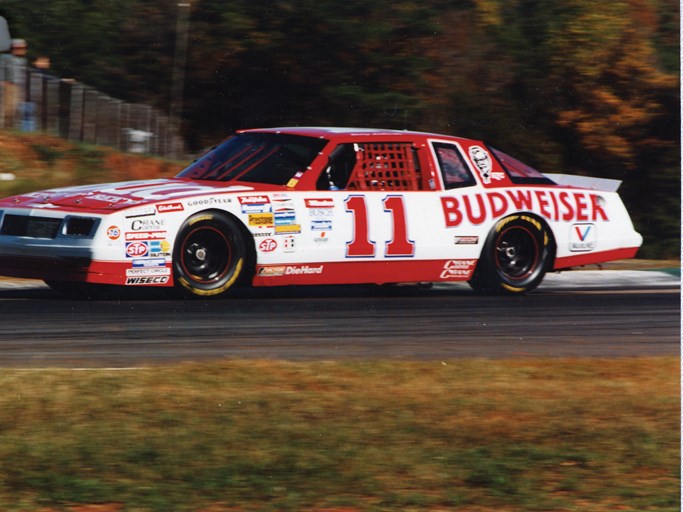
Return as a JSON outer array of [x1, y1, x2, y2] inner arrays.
[[285, 265, 323, 275], [258, 264, 323, 276]]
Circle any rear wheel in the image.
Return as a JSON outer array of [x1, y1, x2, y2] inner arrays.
[[469, 215, 553, 295], [173, 212, 248, 298]]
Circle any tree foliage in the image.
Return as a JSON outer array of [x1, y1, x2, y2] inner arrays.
[[0, 0, 679, 257]]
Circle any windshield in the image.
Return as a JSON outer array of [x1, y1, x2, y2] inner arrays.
[[177, 133, 328, 185]]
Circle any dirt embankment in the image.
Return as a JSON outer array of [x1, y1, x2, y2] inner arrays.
[[0, 130, 185, 195]]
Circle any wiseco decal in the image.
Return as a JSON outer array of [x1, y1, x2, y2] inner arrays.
[[125, 276, 170, 285], [441, 189, 609, 227]]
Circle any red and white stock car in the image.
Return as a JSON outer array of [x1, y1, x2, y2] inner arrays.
[[0, 127, 642, 297]]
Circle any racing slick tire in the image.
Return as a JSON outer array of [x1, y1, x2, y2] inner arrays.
[[468, 214, 554, 295], [173, 211, 249, 298]]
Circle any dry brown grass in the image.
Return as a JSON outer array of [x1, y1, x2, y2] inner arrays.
[[0, 357, 677, 511]]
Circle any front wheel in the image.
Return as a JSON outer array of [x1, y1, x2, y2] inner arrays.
[[173, 212, 248, 298], [469, 215, 553, 295]]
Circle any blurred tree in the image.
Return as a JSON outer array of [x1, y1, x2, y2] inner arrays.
[[183, 0, 441, 147], [0, 0, 678, 256], [1, 0, 132, 91]]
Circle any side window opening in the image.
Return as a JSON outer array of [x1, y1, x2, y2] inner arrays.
[[316, 144, 357, 190], [433, 142, 476, 189], [317, 142, 422, 191]]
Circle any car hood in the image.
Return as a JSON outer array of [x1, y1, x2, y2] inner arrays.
[[0, 178, 256, 212]]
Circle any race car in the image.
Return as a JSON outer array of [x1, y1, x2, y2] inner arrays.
[[0, 127, 642, 297]]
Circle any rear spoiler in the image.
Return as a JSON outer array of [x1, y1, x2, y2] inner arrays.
[[544, 173, 622, 192]]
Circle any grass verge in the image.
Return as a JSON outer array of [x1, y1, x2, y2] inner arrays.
[[0, 357, 679, 511]]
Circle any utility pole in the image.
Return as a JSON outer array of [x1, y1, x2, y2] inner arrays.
[[170, 1, 190, 158]]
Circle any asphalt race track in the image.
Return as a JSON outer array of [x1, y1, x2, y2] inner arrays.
[[0, 271, 678, 368]]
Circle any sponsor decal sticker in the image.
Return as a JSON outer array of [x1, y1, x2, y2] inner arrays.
[[131, 218, 165, 231], [285, 265, 323, 275], [306, 198, 335, 232], [283, 235, 296, 252], [125, 231, 167, 241], [126, 241, 148, 258], [570, 223, 597, 252], [259, 238, 278, 252], [125, 206, 157, 218], [311, 219, 333, 231], [468, 146, 505, 184], [239, 195, 271, 213], [133, 258, 166, 268], [441, 190, 609, 227], [275, 224, 301, 235], [468, 146, 493, 184], [106, 226, 121, 240], [274, 213, 296, 225], [249, 213, 275, 227], [125, 276, 170, 285], [149, 240, 171, 257], [131, 231, 167, 241], [305, 198, 335, 209], [187, 197, 231, 207], [90, 193, 136, 205], [258, 264, 324, 276], [440, 259, 477, 279], [454, 235, 479, 245], [157, 202, 184, 213], [258, 266, 286, 277], [126, 267, 171, 277]]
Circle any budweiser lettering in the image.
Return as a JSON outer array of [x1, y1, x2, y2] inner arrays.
[[441, 189, 609, 227]]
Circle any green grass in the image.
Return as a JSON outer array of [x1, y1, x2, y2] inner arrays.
[[0, 357, 678, 511]]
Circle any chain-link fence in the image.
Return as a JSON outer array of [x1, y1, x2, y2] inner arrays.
[[0, 55, 186, 159]]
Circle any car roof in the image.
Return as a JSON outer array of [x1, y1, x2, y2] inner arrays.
[[238, 126, 477, 144]]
